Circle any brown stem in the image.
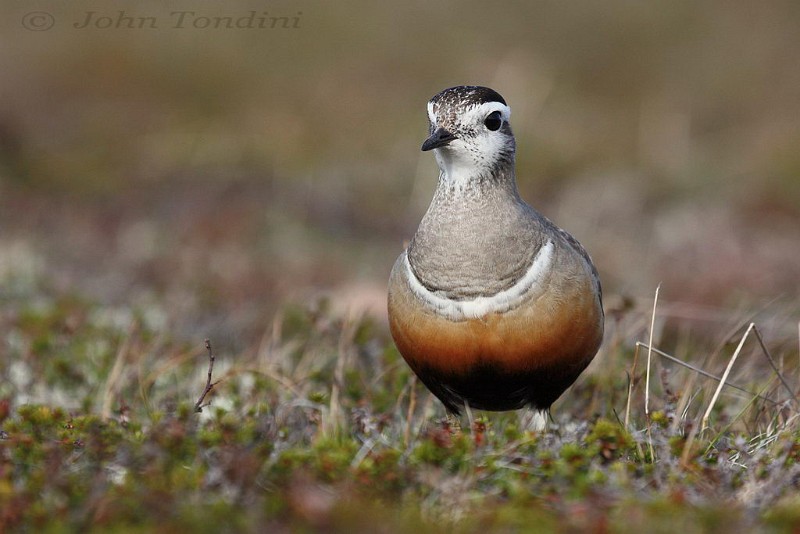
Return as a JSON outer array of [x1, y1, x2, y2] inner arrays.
[[194, 339, 220, 413]]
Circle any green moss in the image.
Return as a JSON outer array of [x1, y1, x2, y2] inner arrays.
[[763, 496, 800, 533], [410, 428, 473, 470], [586, 418, 635, 462]]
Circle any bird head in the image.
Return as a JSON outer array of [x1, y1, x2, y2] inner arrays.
[[422, 86, 515, 183]]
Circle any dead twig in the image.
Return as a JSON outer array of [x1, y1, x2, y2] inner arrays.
[[752, 325, 798, 406], [195, 339, 221, 413], [636, 342, 782, 406]]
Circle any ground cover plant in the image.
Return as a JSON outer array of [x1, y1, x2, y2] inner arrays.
[[1, 280, 799, 532]]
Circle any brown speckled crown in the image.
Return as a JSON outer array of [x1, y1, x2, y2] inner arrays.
[[428, 86, 507, 133], [430, 86, 506, 109]]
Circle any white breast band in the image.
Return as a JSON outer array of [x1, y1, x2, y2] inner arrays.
[[404, 240, 554, 321]]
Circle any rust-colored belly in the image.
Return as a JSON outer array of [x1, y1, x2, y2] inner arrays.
[[387, 255, 603, 413]]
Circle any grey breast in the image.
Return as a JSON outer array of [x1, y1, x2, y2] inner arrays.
[[406, 178, 550, 301]]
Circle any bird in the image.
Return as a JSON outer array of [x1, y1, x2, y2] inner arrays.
[[387, 86, 604, 420]]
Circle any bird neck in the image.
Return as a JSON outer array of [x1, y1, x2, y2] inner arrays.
[[408, 162, 545, 299], [434, 159, 520, 201]]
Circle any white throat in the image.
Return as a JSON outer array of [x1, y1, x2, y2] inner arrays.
[[427, 100, 514, 189], [434, 148, 486, 187]]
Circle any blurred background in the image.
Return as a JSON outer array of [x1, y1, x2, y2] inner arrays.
[[1, 0, 799, 347]]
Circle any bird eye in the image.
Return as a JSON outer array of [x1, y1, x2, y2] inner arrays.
[[484, 111, 502, 131]]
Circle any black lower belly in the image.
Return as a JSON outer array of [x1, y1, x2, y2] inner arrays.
[[411, 360, 590, 414]]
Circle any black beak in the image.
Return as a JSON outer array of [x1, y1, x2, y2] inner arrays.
[[421, 127, 456, 151]]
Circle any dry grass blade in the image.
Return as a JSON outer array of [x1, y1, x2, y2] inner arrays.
[[702, 323, 755, 431], [644, 284, 661, 416], [140, 343, 198, 397], [679, 413, 701, 468], [98, 321, 136, 420], [404, 375, 418, 448], [326, 311, 359, 436], [704, 380, 775, 455], [624, 343, 641, 429]]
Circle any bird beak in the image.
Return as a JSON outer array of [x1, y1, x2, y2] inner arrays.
[[421, 127, 456, 151]]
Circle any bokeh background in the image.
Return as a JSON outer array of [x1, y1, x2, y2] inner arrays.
[[2, 0, 799, 348]]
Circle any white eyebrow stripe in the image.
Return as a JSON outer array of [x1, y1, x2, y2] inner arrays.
[[462, 102, 511, 126], [427, 101, 437, 125], [426, 100, 511, 127]]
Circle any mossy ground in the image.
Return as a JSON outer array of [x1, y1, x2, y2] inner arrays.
[[1, 288, 799, 533]]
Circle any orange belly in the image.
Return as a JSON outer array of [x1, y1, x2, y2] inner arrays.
[[387, 258, 603, 412]]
